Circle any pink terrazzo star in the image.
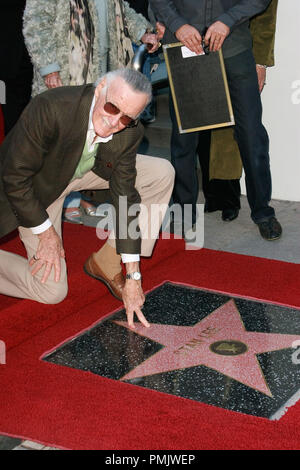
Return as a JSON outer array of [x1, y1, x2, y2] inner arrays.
[[115, 300, 300, 396]]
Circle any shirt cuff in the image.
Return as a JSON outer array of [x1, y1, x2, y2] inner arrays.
[[39, 63, 61, 78], [121, 253, 140, 264], [30, 218, 53, 235]]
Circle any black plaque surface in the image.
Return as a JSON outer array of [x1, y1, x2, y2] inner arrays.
[[164, 43, 234, 133]]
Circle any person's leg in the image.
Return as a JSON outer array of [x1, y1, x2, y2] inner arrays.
[[63, 192, 82, 208], [0, 172, 111, 303], [63, 191, 99, 224], [197, 129, 241, 216], [169, 93, 199, 226], [72, 172, 124, 292], [134, 154, 175, 256], [0, 192, 68, 304], [214, 179, 241, 210], [197, 130, 214, 208], [140, 52, 156, 123], [63, 191, 83, 224], [80, 162, 174, 299], [224, 49, 275, 223], [106, 154, 175, 257]]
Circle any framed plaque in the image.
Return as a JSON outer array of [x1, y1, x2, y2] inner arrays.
[[163, 43, 235, 134]]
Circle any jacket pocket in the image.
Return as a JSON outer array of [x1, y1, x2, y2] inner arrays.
[[92, 159, 114, 181]]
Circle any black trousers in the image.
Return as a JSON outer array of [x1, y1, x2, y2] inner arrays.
[[195, 129, 241, 212], [170, 48, 275, 225]]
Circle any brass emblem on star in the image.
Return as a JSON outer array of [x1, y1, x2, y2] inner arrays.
[[210, 340, 248, 356]]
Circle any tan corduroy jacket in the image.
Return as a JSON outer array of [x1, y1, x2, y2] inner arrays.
[[209, 0, 278, 180]]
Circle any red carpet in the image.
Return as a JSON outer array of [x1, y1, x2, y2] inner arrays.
[[0, 224, 300, 450]]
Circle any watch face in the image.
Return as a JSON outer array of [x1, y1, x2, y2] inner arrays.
[[133, 272, 141, 280]]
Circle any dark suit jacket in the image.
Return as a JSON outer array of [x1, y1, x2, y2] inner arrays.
[[0, 84, 144, 254]]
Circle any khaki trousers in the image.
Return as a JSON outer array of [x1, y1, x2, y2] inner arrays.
[[0, 155, 174, 304]]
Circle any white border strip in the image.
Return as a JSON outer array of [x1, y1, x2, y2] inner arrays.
[[270, 387, 300, 421]]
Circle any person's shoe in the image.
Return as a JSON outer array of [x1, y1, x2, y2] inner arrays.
[[257, 217, 282, 241], [80, 200, 98, 216], [222, 208, 239, 222], [62, 208, 83, 224], [83, 253, 125, 300], [184, 223, 196, 243]]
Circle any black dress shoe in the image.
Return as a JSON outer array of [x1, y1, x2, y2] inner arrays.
[[257, 217, 282, 241], [222, 208, 239, 222]]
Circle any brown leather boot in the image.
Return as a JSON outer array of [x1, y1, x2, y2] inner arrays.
[[84, 253, 125, 301]]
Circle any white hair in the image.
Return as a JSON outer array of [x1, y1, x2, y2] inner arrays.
[[94, 68, 152, 106]]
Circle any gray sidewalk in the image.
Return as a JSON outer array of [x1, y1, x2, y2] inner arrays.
[[81, 190, 300, 265], [184, 194, 300, 264]]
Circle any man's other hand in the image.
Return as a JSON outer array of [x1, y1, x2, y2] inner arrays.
[[29, 225, 65, 284], [204, 21, 230, 52], [175, 24, 203, 55], [256, 65, 267, 93], [44, 72, 63, 89], [141, 33, 161, 53], [122, 279, 150, 329]]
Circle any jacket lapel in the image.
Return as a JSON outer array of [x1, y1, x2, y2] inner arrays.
[[59, 84, 95, 187]]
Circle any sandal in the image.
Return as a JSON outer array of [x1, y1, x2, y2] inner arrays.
[[62, 207, 83, 224]]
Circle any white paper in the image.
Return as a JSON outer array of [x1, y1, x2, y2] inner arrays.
[[181, 46, 205, 58]]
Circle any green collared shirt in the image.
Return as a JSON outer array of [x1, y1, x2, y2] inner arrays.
[[72, 95, 113, 181]]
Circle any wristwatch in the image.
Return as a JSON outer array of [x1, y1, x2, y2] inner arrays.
[[126, 271, 142, 281]]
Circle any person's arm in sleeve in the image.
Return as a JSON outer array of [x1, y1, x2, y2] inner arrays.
[[251, 0, 278, 67], [2, 94, 65, 283], [251, 0, 278, 92], [106, 125, 149, 328], [23, 0, 62, 85], [123, 1, 160, 52], [216, 0, 272, 31], [150, 0, 203, 54], [205, 0, 272, 52], [123, 0, 153, 42], [2, 95, 56, 229], [149, 0, 188, 36]]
